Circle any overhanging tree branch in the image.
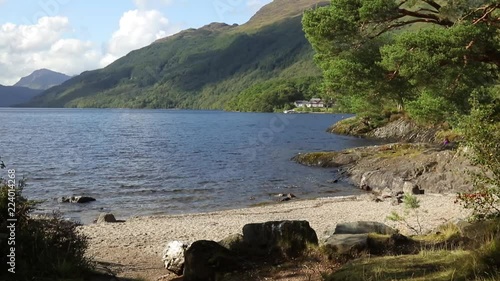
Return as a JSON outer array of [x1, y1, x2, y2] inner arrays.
[[423, 0, 441, 11], [370, 18, 444, 38], [398, 8, 454, 26]]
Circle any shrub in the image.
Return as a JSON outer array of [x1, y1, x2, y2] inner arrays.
[[406, 91, 455, 125], [0, 159, 93, 281], [456, 89, 500, 221], [387, 193, 427, 235]]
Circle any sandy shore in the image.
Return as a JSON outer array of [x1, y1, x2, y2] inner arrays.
[[79, 194, 469, 280]]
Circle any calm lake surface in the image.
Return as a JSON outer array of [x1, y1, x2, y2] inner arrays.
[[0, 109, 380, 223]]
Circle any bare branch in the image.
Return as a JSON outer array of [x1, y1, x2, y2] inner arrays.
[[416, 8, 439, 14], [473, 4, 499, 24]]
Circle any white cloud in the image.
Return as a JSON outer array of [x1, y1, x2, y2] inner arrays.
[[0, 16, 69, 52], [100, 9, 181, 67], [0, 9, 180, 85], [134, 0, 173, 10], [0, 17, 99, 85]]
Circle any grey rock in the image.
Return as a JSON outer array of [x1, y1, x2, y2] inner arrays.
[[333, 221, 398, 236], [58, 197, 70, 203], [403, 181, 422, 195], [275, 193, 297, 202], [323, 234, 369, 254], [370, 119, 440, 143], [218, 234, 248, 253], [242, 220, 318, 258], [183, 240, 241, 281], [97, 213, 117, 223], [59, 196, 96, 203], [72, 196, 96, 203], [162, 241, 190, 276], [381, 187, 393, 198]]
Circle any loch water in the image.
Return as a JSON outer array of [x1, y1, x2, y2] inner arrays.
[[0, 109, 380, 223]]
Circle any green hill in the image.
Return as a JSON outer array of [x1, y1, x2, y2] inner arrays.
[[25, 0, 328, 110], [0, 85, 43, 107], [14, 69, 71, 90]]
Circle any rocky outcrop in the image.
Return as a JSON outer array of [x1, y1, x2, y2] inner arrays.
[[328, 117, 443, 143], [369, 119, 441, 143], [293, 143, 475, 194]]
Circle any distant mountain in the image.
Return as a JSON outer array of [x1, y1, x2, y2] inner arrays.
[[0, 85, 43, 107], [25, 0, 329, 109], [14, 69, 71, 90]]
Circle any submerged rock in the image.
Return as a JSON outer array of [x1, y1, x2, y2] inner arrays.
[[59, 196, 96, 203]]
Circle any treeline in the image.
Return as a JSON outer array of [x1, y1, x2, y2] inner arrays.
[[304, 0, 499, 221], [224, 77, 322, 112], [303, 0, 499, 124]]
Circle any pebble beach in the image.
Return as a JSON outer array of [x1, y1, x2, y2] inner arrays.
[[79, 193, 469, 280]]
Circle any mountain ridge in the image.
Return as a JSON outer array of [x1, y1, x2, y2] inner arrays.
[[14, 69, 71, 90], [24, 0, 329, 110]]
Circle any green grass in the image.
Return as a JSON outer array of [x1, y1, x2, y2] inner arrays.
[[325, 250, 484, 281], [325, 220, 500, 281], [375, 146, 423, 159]]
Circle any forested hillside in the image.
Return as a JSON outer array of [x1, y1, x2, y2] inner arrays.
[[25, 0, 328, 111]]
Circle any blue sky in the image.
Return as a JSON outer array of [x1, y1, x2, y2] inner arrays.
[[0, 0, 272, 85]]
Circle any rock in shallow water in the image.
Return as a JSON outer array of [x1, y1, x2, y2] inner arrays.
[[58, 196, 96, 203]]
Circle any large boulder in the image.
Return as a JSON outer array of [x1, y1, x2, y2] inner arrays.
[[242, 220, 318, 259], [96, 213, 117, 224], [183, 240, 242, 281], [218, 234, 248, 254], [323, 234, 369, 255], [334, 221, 398, 236], [162, 241, 190, 276], [321, 221, 399, 254]]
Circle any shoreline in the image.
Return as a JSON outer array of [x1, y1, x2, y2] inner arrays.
[[80, 193, 469, 280]]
